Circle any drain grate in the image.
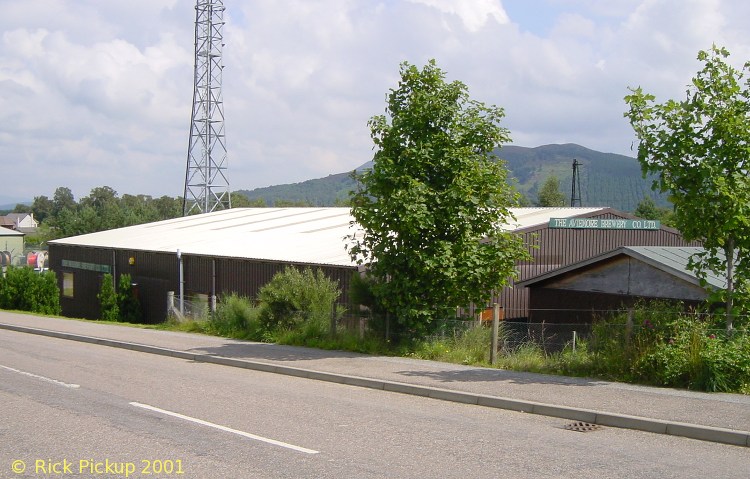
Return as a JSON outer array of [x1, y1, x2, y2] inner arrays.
[[563, 421, 603, 433]]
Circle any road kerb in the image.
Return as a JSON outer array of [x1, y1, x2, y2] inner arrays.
[[1, 321, 748, 448]]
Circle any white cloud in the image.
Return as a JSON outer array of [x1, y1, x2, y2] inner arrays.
[[1, 0, 749, 201], [407, 0, 510, 31]]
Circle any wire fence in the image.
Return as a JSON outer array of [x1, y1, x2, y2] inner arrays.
[[338, 306, 748, 352], [166, 292, 213, 322], [163, 292, 748, 354]]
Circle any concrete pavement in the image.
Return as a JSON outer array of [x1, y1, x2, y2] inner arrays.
[[1, 311, 748, 447]]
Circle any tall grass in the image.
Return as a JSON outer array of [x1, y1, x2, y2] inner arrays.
[[162, 296, 750, 394], [208, 293, 265, 340], [410, 325, 491, 365]]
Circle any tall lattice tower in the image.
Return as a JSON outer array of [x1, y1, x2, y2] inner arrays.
[[183, 0, 231, 215]]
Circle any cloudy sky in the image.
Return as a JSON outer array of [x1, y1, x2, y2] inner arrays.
[[2, 0, 749, 203]]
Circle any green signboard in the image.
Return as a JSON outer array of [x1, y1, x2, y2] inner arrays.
[[549, 218, 660, 230], [62, 259, 112, 273]]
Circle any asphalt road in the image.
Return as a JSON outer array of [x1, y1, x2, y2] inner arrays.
[[1, 329, 748, 479]]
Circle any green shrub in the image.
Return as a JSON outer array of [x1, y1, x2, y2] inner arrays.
[[635, 319, 750, 392], [96, 273, 142, 322], [210, 294, 264, 339], [257, 266, 341, 331], [0, 266, 61, 315], [98, 273, 120, 321], [117, 274, 142, 323], [587, 301, 689, 379]]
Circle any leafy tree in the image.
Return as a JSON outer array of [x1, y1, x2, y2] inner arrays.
[[153, 195, 183, 218], [42, 186, 183, 239], [333, 196, 352, 207], [536, 175, 567, 207], [31, 195, 54, 223], [633, 196, 674, 226], [80, 186, 118, 210], [633, 196, 660, 219], [12, 203, 32, 214], [230, 192, 266, 208], [274, 199, 312, 207], [515, 192, 532, 207], [52, 187, 76, 216], [348, 60, 530, 335], [625, 45, 750, 332]]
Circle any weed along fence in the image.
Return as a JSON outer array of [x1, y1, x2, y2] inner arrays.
[[338, 305, 596, 352], [499, 321, 592, 354], [340, 305, 748, 354], [155, 293, 749, 393]]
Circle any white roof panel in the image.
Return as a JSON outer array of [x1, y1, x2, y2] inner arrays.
[[0, 228, 25, 237], [505, 207, 607, 230], [50, 208, 359, 267], [49, 206, 609, 267]]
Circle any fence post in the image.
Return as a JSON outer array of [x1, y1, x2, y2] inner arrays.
[[490, 303, 499, 365], [167, 291, 174, 315], [385, 312, 390, 342], [626, 308, 634, 346], [330, 302, 337, 337], [177, 249, 184, 316]]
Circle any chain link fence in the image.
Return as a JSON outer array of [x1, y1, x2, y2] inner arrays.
[[166, 292, 213, 322], [335, 306, 748, 352]]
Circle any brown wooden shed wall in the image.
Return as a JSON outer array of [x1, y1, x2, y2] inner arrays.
[[527, 288, 705, 325]]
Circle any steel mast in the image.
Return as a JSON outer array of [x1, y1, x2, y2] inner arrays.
[[183, 0, 231, 215], [570, 159, 582, 207]]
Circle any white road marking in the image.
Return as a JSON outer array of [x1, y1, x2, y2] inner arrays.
[[129, 402, 320, 455], [0, 364, 80, 389]]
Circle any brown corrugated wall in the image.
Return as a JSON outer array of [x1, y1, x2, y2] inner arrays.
[[49, 243, 355, 323], [497, 209, 701, 320]]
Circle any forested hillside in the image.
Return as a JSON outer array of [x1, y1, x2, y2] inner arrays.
[[237, 144, 667, 211]]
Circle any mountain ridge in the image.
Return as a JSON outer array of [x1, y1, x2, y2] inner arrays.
[[236, 143, 665, 211]]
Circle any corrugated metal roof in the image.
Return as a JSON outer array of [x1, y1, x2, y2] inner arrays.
[[518, 246, 726, 290], [0, 228, 24, 236], [48, 207, 609, 267], [624, 246, 726, 289], [505, 207, 606, 230], [50, 208, 358, 267]]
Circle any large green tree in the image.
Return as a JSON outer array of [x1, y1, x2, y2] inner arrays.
[[633, 196, 674, 226], [31, 195, 54, 223], [348, 60, 530, 334], [38, 186, 183, 240], [536, 175, 567, 207], [625, 46, 750, 331]]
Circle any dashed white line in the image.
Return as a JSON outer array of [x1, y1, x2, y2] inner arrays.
[[0, 364, 80, 389], [129, 402, 320, 455]]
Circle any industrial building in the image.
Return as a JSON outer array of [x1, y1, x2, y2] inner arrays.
[[498, 208, 701, 319], [517, 246, 722, 324], [48, 206, 699, 324], [48, 208, 358, 323]]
